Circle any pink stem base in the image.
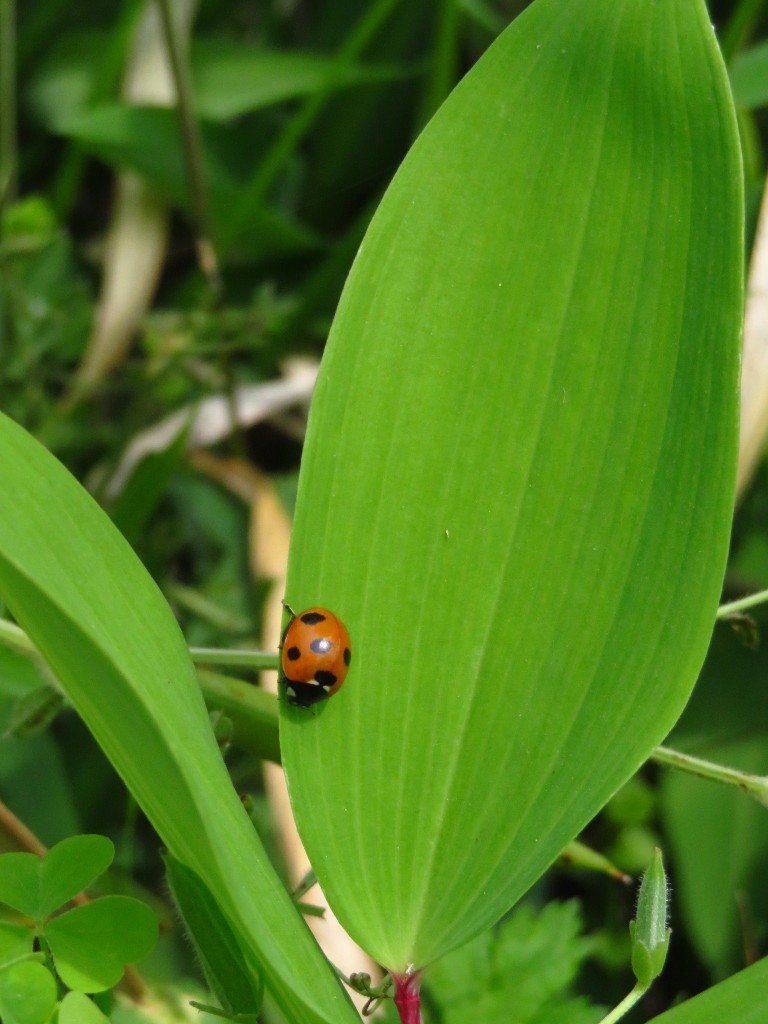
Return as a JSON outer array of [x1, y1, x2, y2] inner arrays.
[[393, 971, 422, 1024]]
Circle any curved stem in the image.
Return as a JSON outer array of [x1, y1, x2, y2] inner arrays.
[[597, 982, 648, 1024]]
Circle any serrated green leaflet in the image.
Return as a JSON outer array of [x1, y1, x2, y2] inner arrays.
[[281, 0, 742, 971], [0, 413, 359, 1024]]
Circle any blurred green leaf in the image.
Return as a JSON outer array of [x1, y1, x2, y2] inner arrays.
[[412, 901, 599, 1024], [281, 0, 742, 972], [0, 647, 50, 702], [44, 895, 157, 993], [3, 686, 65, 739], [661, 623, 768, 975], [191, 42, 412, 121], [0, 961, 57, 1024], [55, 106, 322, 258], [0, 733, 81, 844], [28, 33, 411, 127], [730, 41, 768, 109], [661, 735, 768, 976], [25, 31, 106, 129], [0, 197, 92, 407], [58, 991, 111, 1024]]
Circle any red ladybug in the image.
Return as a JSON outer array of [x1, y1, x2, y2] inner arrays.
[[280, 606, 352, 708]]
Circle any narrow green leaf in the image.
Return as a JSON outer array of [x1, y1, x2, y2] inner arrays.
[[0, 961, 57, 1024], [44, 895, 157, 993], [649, 956, 768, 1024], [281, 0, 742, 972], [39, 836, 114, 919], [0, 411, 359, 1023], [58, 991, 110, 1024], [54, 106, 323, 257], [165, 854, 263, 1017], [191, 42, 409, 121]]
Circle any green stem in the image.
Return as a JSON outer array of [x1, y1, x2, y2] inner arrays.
[[156, 0, 220, 295], [652, 745, 768, 807], [596, 982, 648, 1024], [190, 647, 278, 670], [717, 588, 768, 618], [0, 617, 36, 655], [197, 668, 280, 764], [0, 618, 281, 762], [0, 0, 17, 210]]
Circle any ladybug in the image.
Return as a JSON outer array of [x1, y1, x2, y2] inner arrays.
[[280, 606, 352, 708]]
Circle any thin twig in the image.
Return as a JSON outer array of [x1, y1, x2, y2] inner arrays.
[[652, 745, 768, 806], [156, 0, 221, 294], [717, 587, 768, 618], [0, 0, 17, 209]]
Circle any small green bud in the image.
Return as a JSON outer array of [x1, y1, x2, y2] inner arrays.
[[629, 847, 670, 986]]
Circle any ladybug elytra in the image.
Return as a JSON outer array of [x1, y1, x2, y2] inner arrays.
[[280, 606, 351, 708]]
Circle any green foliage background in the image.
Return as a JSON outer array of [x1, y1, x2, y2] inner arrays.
[[0, 1, 767, 1022]]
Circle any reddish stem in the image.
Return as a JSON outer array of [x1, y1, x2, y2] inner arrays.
[[393, 971, 422, 1024]]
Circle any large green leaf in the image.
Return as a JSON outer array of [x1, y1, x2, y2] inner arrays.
[[0, 412, 358, 1024], [281, 0, 742, 972], [649, 956, 768, 1024]]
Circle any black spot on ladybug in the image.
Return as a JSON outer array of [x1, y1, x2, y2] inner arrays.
[[301, 611, 327, 625], [314, 670, 337, 688], [343, 647, 351, 666], [310, 637, 332, 654], [286, 646, 301, 661], [286, 681, 329, 707]]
